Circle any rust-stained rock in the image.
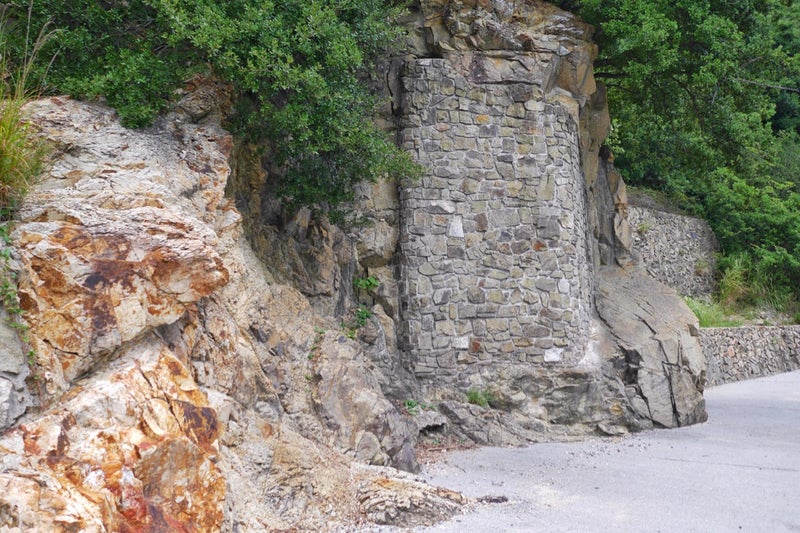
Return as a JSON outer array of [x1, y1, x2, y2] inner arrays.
[[15, 98, 235, 396], [1, 96, 463, 531], [0, 336, 226, 532]]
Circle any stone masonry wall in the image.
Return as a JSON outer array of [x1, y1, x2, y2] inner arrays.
[[627, 205, 718, 298], [702, 326, 800, 386], [398, 57, 592, 385]]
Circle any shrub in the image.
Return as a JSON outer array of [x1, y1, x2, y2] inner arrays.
[[7, 0, 419, 212]]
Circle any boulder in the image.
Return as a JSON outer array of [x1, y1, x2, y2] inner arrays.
[[596, 266, 707, 428]]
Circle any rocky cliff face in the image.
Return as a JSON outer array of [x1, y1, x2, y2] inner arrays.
[[0, 97, 465, 531], [393, 0, 705, 437], [224, 1, 706, 442], [0, 1, 708, 530]]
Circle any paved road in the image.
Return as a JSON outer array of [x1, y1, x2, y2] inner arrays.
[[420, 371, 800, 533]]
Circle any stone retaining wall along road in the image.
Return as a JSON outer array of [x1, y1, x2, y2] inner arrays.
[[627, 206, 718, 299], [701, 326, 800, 386]]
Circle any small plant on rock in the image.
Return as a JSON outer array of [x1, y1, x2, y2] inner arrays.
[[353, 275, 380, 293], [402, 398, 435, 415], [466, 388, 494, 408], [636, 221, 653, 236], [403, 399, 420, 414], [354, 274, 380, 306], [354, 305, 373, 328], [308, 327, 326, 360], [341, 305, 374, 339]]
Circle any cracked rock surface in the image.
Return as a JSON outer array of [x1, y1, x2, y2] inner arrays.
[[0, 97, 465, 531], [596, 266, 707, 428]]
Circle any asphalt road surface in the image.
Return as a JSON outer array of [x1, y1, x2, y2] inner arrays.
[[420, 371, 800, 533]]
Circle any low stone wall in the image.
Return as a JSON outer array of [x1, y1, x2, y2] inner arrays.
[[701, 326, 800, 386], [628, 206, 718, 298]]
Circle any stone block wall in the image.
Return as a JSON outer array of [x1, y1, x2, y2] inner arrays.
[[628, 206, 718, 298], [702, 326, 800, 386], [398, 57, 591, 384]]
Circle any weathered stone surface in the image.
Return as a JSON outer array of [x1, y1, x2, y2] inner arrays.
[[0, 308, 30, 429], [589, 154, 634, 268], [702, 326, 800, 386], [312, 332, 418, 471], [0, 335, 227, 532], [628, 204, 718, 298], [596, 267, 707, 428], [15, 97, 233, 397], [359, 471, 467, 527], [1, 97, 465, 530], [241, 207, 358, 318], [226, 143, 360, 319]]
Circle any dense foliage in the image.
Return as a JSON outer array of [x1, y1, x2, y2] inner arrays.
[[6, 0, 417, 211], [559, 0, 800, 309]]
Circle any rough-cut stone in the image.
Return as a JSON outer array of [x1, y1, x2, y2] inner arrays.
[[702, 326, 800, 386], [399, 35, 593, 390]]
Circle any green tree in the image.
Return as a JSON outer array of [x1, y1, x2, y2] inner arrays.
[[560, 0, 800, 305]]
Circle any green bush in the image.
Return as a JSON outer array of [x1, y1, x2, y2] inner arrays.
[[6, 0, 419, 211]]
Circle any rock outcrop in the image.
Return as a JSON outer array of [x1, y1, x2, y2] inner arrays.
[[391, 0, 706, 437], [0, 1, 713, 529], [220, 0, 707, 442], [596, 267, 707, 428], [0, 97, 465, 531]]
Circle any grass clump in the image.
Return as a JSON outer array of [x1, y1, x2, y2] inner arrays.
[[684, 297, 743, 328], [0, 5, 50, 214], [466, 389, 494, 409]]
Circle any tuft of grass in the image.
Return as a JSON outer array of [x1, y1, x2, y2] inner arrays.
[[716, 252, 798, 318], [684, 297, 743, 328], [717, 253, 750, 308], [0, 97, 44, 214], [0, 3, 52, 216], [466, 388, 494, 408]]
